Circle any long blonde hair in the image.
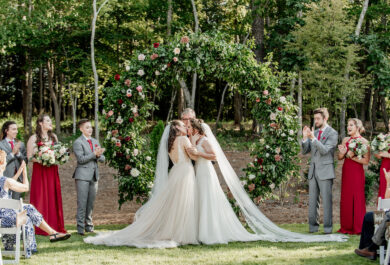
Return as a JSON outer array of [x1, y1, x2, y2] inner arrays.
[[348, 118, 365, 134]]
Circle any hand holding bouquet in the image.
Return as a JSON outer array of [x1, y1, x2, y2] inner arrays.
[[348, 138, 369, 160], [33, 141, 70, 166], [371, 133, 390, 154]]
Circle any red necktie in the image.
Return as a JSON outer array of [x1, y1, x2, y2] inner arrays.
[[87, 139, 93, 151], [9, 140, 14, 150], [317, 130, 323, 141]]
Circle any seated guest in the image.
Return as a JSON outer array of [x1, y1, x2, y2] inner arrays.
[[0, 150, 70, 258], [355, 168, 390, 260], [0, 121, 28, 199]]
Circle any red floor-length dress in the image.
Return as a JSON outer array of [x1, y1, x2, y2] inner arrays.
[[378, 154, 390, 199], [29, 142, 66, 235], [338, 136, 366, 235]]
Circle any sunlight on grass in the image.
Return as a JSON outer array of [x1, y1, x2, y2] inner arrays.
[[4, 224, 373, 265]]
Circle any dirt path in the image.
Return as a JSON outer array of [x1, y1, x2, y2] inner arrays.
[[26, 152, 376, 225]]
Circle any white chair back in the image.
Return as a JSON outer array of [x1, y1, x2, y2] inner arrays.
[[378, 197, 390, 211]]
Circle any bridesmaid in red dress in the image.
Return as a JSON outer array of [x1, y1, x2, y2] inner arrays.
[[27, 114, 66, 235], [375, 122, 390, 199], [337, 118, 370, 234]]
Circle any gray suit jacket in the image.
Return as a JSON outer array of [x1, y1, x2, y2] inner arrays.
[[73, 136, 105, 181], [0, 139, 27, 181], [301, 126, 338, 180]]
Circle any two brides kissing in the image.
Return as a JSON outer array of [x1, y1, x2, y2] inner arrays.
[[85, 108, 346, 248]]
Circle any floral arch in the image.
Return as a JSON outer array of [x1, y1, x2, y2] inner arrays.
[[102, 32, 300, 206]]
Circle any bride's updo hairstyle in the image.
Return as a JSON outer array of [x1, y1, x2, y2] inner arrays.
[[168, 120, 182, 152], [190, 119, 205, 135]]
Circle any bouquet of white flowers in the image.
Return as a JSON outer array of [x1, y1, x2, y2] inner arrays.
[[348, 138, 369, 159], [33, 141, 69, 166], [53, 142, 70, 165], [371, 133, 390, 154]]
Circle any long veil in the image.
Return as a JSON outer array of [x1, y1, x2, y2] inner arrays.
[[135, 124, 170, 220], [202, 123, 347, 242]]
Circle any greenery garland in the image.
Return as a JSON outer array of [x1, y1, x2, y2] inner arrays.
[[102, 32, 300, 207]]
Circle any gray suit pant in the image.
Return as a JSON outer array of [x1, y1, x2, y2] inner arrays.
[[76, 179, 98, 233], [308, 173, 333, 233]]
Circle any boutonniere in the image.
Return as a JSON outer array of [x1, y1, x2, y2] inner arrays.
[[95, 144, 98, 147], [322, 137, 326, 140]]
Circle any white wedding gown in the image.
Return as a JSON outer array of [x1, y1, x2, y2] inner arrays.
[[84, 136, 199, 248], [196, 137, 260, 244]]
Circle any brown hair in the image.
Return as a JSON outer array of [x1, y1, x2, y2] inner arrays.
[[348, 118, 365, 134], [0, 150, 6, 165], [168, 120, 182, 153], [1, 121, 17, 140], [77, 119, 90, 128], [313, 108, 329, 120], [36, 114, 56, 144], [190, 119, 204, 135]]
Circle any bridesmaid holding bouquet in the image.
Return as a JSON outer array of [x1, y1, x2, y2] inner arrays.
[[337, 118, 370, 234], [27, 114, 67, 235]]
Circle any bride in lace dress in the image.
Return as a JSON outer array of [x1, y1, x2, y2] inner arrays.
[[188, 119, 348, 244], [84, 120, 199, 248]]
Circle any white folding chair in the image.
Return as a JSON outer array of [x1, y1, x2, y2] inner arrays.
[[376, 197, 390, 265], [0, 198, 27, 264]]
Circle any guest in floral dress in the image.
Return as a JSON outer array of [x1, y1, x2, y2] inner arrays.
[[0, 150, 70, 258]]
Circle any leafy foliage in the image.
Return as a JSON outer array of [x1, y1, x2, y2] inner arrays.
[[103, 31, 300, 206]]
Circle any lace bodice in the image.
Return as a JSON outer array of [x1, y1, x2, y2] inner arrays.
[[169, 136, 191, 165]]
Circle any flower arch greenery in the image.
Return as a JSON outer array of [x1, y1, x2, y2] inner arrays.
[[102, 32, 300, 207]]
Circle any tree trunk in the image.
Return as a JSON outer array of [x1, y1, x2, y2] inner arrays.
[[47, 60, 61, 136], [290, 76, 296, 98], [177, 87, 185, 117], [215, 83, 229, 133], [22, 64, 33, 140], [380, 92, 389, 131], [39, 64, 43, 113], [167, 0, 172, 36], [339, 95, 346, 140], [371, 89, 379, 134], [167, 88, 177, 123], [190, 0, 199, 33], [233, 90, 242, 129], [355, 0, 370, 37], [91, 0, 110, 139], [251, 0, 265, 62], [297, 72, 303, 141]]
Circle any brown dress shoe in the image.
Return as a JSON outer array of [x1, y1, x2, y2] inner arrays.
[[354, 248, 377, 260]]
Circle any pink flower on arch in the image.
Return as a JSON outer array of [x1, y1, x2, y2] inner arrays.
[[248, 183, 256, 192], [263, 90, 269, 96], [180, 36, 190, 44], [107, 110, 114, 117], [124, 79, 131, 87], [173, 57, 178, 62], [275, 154, 282, 162], [150, 53, 159, 60], [136, 86, 143, 92]]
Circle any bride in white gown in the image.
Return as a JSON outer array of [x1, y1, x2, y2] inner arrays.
[[84, 120, 199, 248], [188, 119, 347, 243], [189, 119, 260, 244]]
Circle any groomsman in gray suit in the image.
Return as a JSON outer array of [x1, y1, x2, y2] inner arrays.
[[0, 121, 28, 199], [302, 108, 338, 234], [73, 119, 105, 235]]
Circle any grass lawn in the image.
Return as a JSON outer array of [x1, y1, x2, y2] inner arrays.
[[3, 224, 374, 265]]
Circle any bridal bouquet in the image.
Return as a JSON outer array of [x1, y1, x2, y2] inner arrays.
[[34, 141, 70, 166], [53, 142, 70, 165], [348, 138, 369, 159], [371, 133, 390, 154]]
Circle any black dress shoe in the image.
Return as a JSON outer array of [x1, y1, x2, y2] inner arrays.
[[77, 232, 85, 236]]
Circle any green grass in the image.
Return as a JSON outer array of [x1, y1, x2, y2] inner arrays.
[[4, 224, 373, 265]]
